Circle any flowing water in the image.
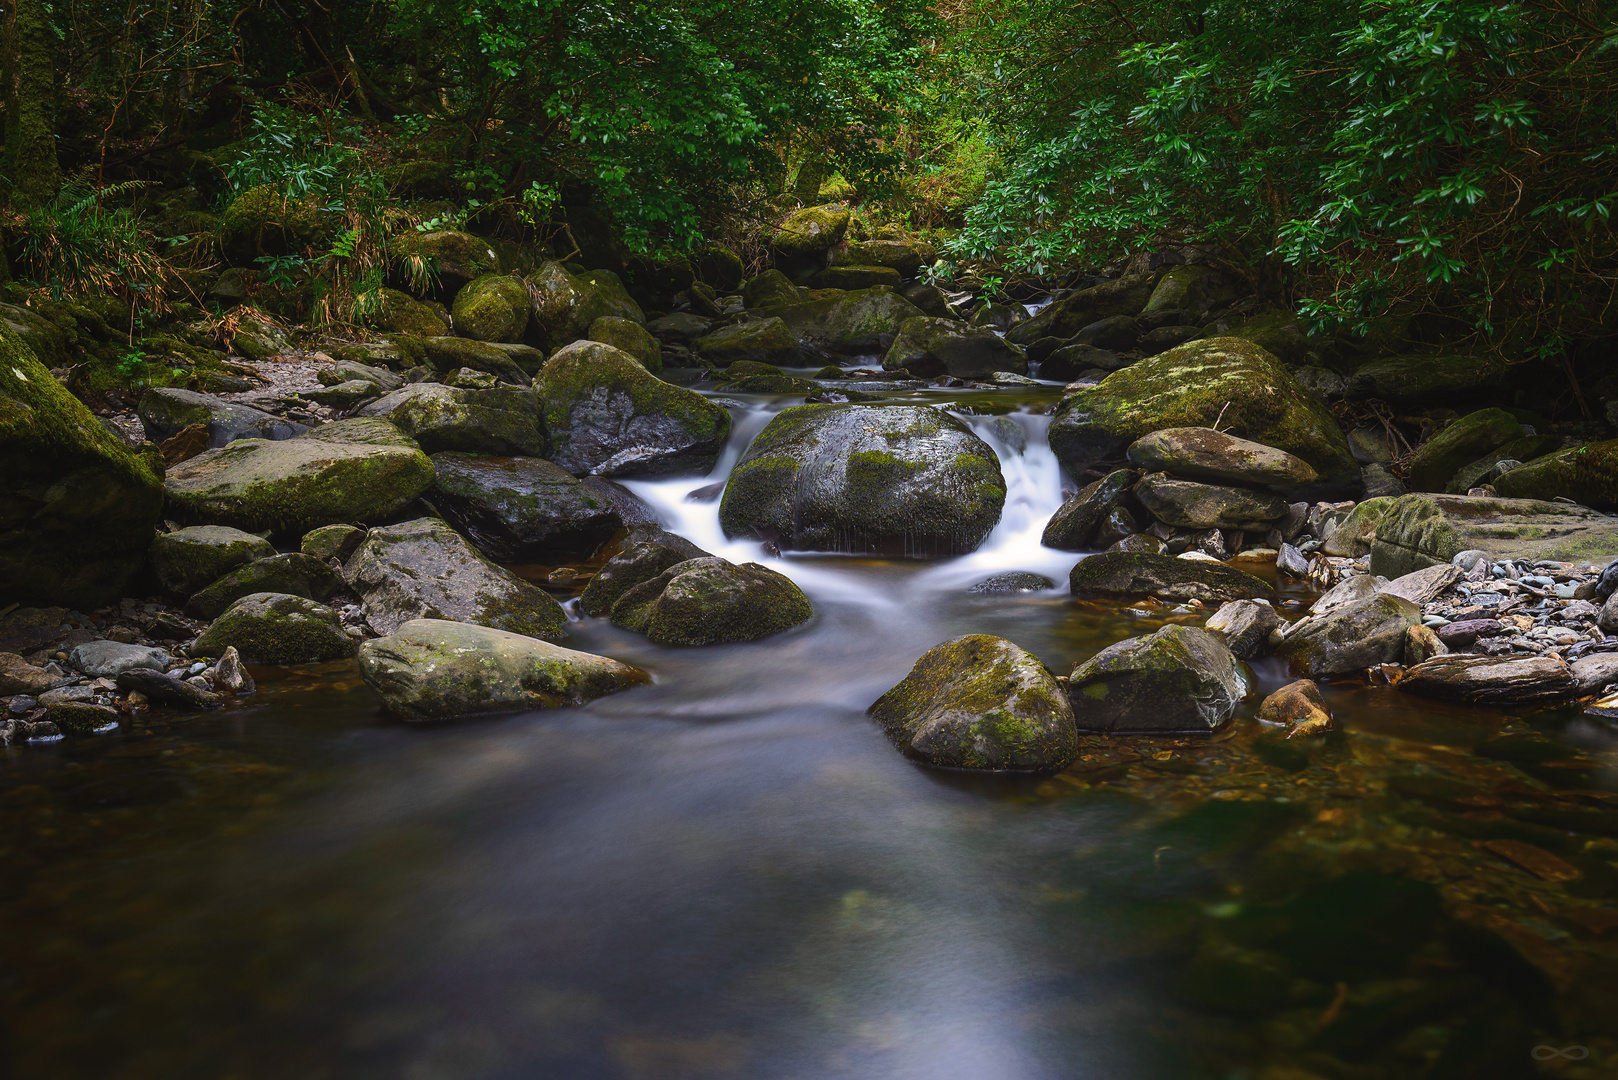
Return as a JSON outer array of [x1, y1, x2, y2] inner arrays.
[[3, 381, 1617, 1079]]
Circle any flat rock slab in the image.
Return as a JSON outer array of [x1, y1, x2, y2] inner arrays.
[[1379, 563, 1463, 606], [1370, 493, 1618, 578], [1127, 427, 1318, 488], [1400, 654, 1578, 708], [1069, 551, 1273, 604]]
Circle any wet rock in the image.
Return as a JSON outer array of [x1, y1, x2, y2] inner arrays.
[[0, 653, 56, 694], [1570, 652, 1618, 694], [115, 667, 222, 708], [899, 282, 960, 320], [1134, 474, 1289, 530], [1404, 624, 1449, 666], [450, 273, 530, 343], [719, 403, 1005, 557], [163, 437, 435, 535], [149, 526, 277, 598], [589, 316, 663, 373], [1436, 618, 1503, 649], [1278, 594, 1422, 679], [1320, 497, 1392, 558], [1005, 274, 1156, 346], [1092, 504, 1141, 547], [68, 640, 170, 678], [1400, 654, 1578, 707], [578, 524, 711, 616], [428, 452, 623, 561], [137, 388, 308, 446], [881, 317, 1026, 379], [357, 619, 647, 721], [1369, 493, 1618, 577], [869, 635, 1077, 770], [193, 592, 354, 664], [1037, 343, 1125, 381], [1405, 408, 1522, 493], [361, 383, 546, 457], [775, 287, 926, 353], [811, 265, 903, 291], [1126, 427, 1318, 489], [1041, 470, 1139, 551], [1109, 533, 1166, 554], [1069, 551, 1273, 603], [1496, 438, 1618, 510], [184, 553, 341, 620], [692, 317, 802, 369], [534, 340, 731, 478], [301, 524, 365, 563], [345, 518, 568, 639], [967, 572, 1055, 593], [1204, 599, 1280, 660], [1277, 542, 1311, 578], [579, 476, 662, 527], [1380, 563, 1463, 606], [47, 700, 119, 734], [1257, 678, 1333, 736], [526, 261, 645, 345], [213, 646, 254, 694], [607, 557, 812, 646], [1068, 625, 1249, 733]]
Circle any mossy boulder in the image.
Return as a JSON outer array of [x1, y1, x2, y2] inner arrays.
[[184, 552, 340, 620], [192, 592, 354, 664], [772, 204, 851, 259], [832, 240, 927, 279], [1212, 313, 1322, 367], [299, 417, 419, 449], [1141, 265, 1242, 318], [692, 317, 801, 368], [718, 403, 1005, 557], [607, 556, 812, 645], [149, 525, 275, 598], [0, 323, 164, 607], [345, 517, 569, 639], [532, 340, 731, 477], [579, 524, 711, 616], [1069, 625, 1249, 733], [409, 336, 528, 385], [428, 452, 622, 561], [742, 270, 804, 310], [360, 383, 546, 457], [365, 287, 451, 336], [357, 618, 648, 720], [1344, 354, 1508, 407], [218, 185, 328, 265], [1134, 475, 1290, 529], [1006, 274, 1158, 346], [1277, 594, 1421, 679], [1405, 408, 1522, 493], [1320, 497, 1393, 558], [1048, 338, 1358, 494], [1069, 551, 1274, 603], [137, 388, 308, 447], [527, 261, 644, 346], [588, 316, 662, 373], [1042, 469, 1140, 550], [301, 523, 364, 563], [696, 244, 746, 291], [162, 437, 435, 535], [775, 287, 927, 353], [868, 634, 1078, 771], [0, 301, 69, 367], [1495, 440, 1618, 510], [882, 316, 1027, 379], [393, 231, 503, 292], [810, 265, 903, 291], [1368, 492, 1618, 576], [1447, 434, 1561, 494], [450, 274, 530, 343]]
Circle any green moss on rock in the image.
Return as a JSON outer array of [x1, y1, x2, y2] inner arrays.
[[193, 592, 354, 664], [149, 525, 275, 598], [608, 556, 812, 645], [219, 185, 328, 265], [451, 274, 531, 343], [1495, 440, 1618, 510]]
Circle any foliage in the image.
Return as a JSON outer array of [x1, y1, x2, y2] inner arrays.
[[9, 180, 176, 312]]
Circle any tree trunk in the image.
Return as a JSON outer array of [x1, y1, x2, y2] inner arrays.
[[2, 0, 61, 206]]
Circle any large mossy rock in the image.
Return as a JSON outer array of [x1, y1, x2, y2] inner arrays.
[[532, 340, 731, 478], [527, 261, 644, 346], [1, 323, 163, 607], [775, 287, 927, 353], [1069, 551, 1274, 603], [1127, 427, 1318, 489], [718, 403, 1005, 557], [1047, 338, 1358, 494], [360, 383, 546, 457], [692, 317, 802, 368], [1042, 469, 1139, 550], [696, 244, 746, 291], [579, 524, 711, 616], [450, 274, 530, 343], [832, 240, 927, 279], [1343, 354, 1508, 407], [412, 336, 529, 385], [358, 618, 648, 720], [164, 437, 433, 535], [1369, 493, 1618, 577], [149, 525, 275, 598], [1134, 474, 1290, 529], [1495, 440, 1618, 510], [1277, 594, 1421, 679], [428, 452, 622, 560], [1067, 624, 1249, 734], [1140, 265, 1242, 318], [607, 556, 812, 645], [881, 316, 1027, 378], [772, 204, 851, 260], [184, 552, 339, 620], [192, 592, 353, 664], [1405, 408, 1522, 493], [367, 287, 451, 336], [219, 186, 328, 264], [742, 270, 804, 310], [393, 230, 503, 291], [137, 388, 308, 447], [588, 316, 662, 373], [1005, 274, 1157, 346], [868, 634, 1078, 771]]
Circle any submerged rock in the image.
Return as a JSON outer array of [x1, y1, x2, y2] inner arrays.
[[868, 635, 1078, 770], [607, 557, 812, 646], [968, 572, 1056, 593], [1400, 654, 1578, 708], [149, 526, 276, 598], [192, 592, 353, 664], [357, 619, 649, 720], [1278, 594, 1421, 679], [428, 452, 622, 561], [1069, 552, 1273, 603], [1067, 625, 1249, 733]]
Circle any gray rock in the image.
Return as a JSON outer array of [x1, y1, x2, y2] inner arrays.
[[68, 640, 170, 678], [47, 700, 120, 734], [1204, 599, 1280, 660], [302, 379, 378, 410], [1598, 559, 1618, 600], [360, 383, 547, 457], [1069, 551, 1273, 603], [137, 388, 308, 446], [192, 593, 354, 664], [1134, 474, 1290, 529], [1277, 542, 1311, 578], [301, 524, 365, 563], [1400, 654, 1578, 708], [1370, 493, 1618, 578], [115, 667, 222, 708], [1068, 625, 1249, 733], [1361, 463, 1406, 499], [1452, 549, 1491, 572], [1041, 470, 1139, 551], [1278, 594, 1421, 678], [298, 417, 419, 449], [579, 525, 710, 616], [1310, 574, 1390, 615], [184, 553, 341, 620], [882, 316, 1027, 379], [428, 452, 623, 561], [1321, 497, 1392, 558], [1569, 652, 1618, 693], [321, 359, 404, 393], [1600, 591, 1618, 634], [149, 526, 276, 598], [646, 312, 712, 343], [1380, 563, 1463, 606], [0, 652, 55, 694], [1126, 428, 1319, 489]]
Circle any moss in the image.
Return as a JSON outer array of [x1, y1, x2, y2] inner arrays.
[[1496, 440, 1618, 510], [1, 0, 61, 205], [450, 274, 530, 343], [192, 592, 353, 664], [149, 525, 276, 597], [219, 185, 328, 264], [588, 316, 662, 372], [773, 205, 852, 258], [775, 288, 926, 350], [1405, 408, 1521, 492]]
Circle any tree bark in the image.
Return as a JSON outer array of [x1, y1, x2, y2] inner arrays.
[[2, 0, 61, 206]]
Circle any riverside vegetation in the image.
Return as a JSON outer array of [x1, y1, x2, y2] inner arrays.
[[3, 0, 1618, 1076]]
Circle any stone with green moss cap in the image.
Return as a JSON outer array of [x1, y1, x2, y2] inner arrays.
[[357, 619, 649, 721], [772, 205, 851, 260], [608, 556, 812, 645], [742, 270, 803, 310], [868, 634, 1077, 770], [719, 403, 1005, 557], [882, 316, 1027, 379], [1048, 337, 1358, 494], [1344, 353, 1508, 407], [533, 340, 731, 477], [1404, 408, 1521, 492], [1068, 625, 1249, 733], [193, 592, 353, 664], [137, 387, 308, 447], [149, 525, 275, 598], [1495, 440, 1618, 510], [588, 316, 662, 373], [1006, 274, 1158, 346], [219, 185, 329, 265], [1, 323, 164, 607], [450, 274, 530, 343], [1369, 492, 1618, 577], [1141, 265, 1242, 318], [414, 336, 528, 384], [831, 239, 929, 279], [365, 287, 450, 336], [392, 230, 503, 291], [692, 317, 801, 368], [775, 287, 926, 353], [185, 552, 340, 620], [300, 417, 420, 449], [1069, 551, 1274, 603], [527, 261, 644, 346], [360, 383, 545, 457], [580, 525, 711, 616], [428, 452, 622, 561]]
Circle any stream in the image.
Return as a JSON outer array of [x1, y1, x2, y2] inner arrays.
[[2, 378, 1616, 1079]]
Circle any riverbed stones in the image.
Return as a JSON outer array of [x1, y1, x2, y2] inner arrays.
[[149, 526, 276, 598], [1134, 474, 1290, 530], [1204, 599, 1280, 660], [163, 437, 434, 535], [345, 518, 568, 639], [881, 317, 1027, 379], [1069, 552, 1273, 603], [136, 388, 307, 447], [450, 274, 530, 343], [1126, 428, 1318, 489], [1368, 493, 1618, 578], [692, 317, 801, 369], [580, 525, 711, 616], [184, 553, 341, 620], [718, 403, 1005, 557], [1257, 679, 1332, 737], [1068, 625, 1249, 734], [115, 667, 222, 709], [1042, 470, 1140, 550], [1278, 594, 1422, 679], [533, 341, 731, 478], [868, 635, 1078, 770], [357, 619, 648, 720], [361, 383, 546, 457], [68, 640, 170, 678], [428, 452, 622, 560], [607, 557, 812, 646], [1399, 654, 1579, 708], [192, 592, 354, 664]]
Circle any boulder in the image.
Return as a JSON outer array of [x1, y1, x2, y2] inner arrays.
[[1368, 493, 1618, 578], [1257, 679, 1332, 736], [1277, 594, 1421, 679], [48, 701, 120, 735], [450, 274, 530, 343], [303, 380, 378, 411], [1140, 265, 1242, 318], [1570, 653, 1618, 694], [1204, 599, 1280, 660], [361, 383, 546, 457], [1344, 354, 1507, 407], [1041, 469, 1139, 550], [149, 525, 276, 598], [526, 261, 644, 345], [868, 635, 1077, 770], [2, 324, 163, 606], [414, 336, 529, 385], [579, 525, 710, 616], [137, 388, 308, 447], [184, 553, 341, 620], [811, 266, 903, 291], [367, 287, 451, 336], [1067, 625, 1249, 733], [607, 557, 812, 645], [163, 437, 435, 535], [1404, 409, 1522, 492], [218, 186, 327, 264], [1309, 574, 1387, 616], [428, 452, 622, 561], [588, 316, 662, 373], [1400, 655, 1578, 708], [192, 592, 354, 664], [1005, 274, 1157, 346], [299, 417, 419, 448], [646, 312, 712, 343], [393, 230, 504, 291], [1126, 428, 1318, 489], [345, 517, 568, 639], [881, 317, 1027, 379], [0, 652, 56, 694], [718, 403, 1005, 557], [742, 270, 803, 310], [533, 340, 731, 477], [695, 244, 746, 291], [692, 318, 802, 368], [1134, 474, 1290, 529], [1379, 563, 1463, 606], [301, 523, 364, 563], [899, 282, 961, 320], [1038, 343, 1126, 381], [1495, 440, 1618, 510], [1404, 623, 1449, 666], [68, 640, 170, 678], [1068, 552, 1273, 603], [1215, 313, 1322, 367], [1048, 339, 1358, 494], [775, 287, 927, 353], [1446, 435, 1562, 495], [772, 204, 851, 266], [832, 240, 928, 279], [1320, 497, 1392, 558], [967, 572, 1056, 593], [0, 301, 68, 367], [1072, 314, 1140, 352], [357, 619, 649, 720]]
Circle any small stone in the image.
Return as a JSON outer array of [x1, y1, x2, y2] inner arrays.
[[1404, 623, 1449, 666], [115, 668, 222, 709], [46, 700, 120, 734], [212, 646, 253, 694], [1204, 600, 1280, 660], [1257, 678, 1332, 736], [1277, 543, 1310, 579]]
